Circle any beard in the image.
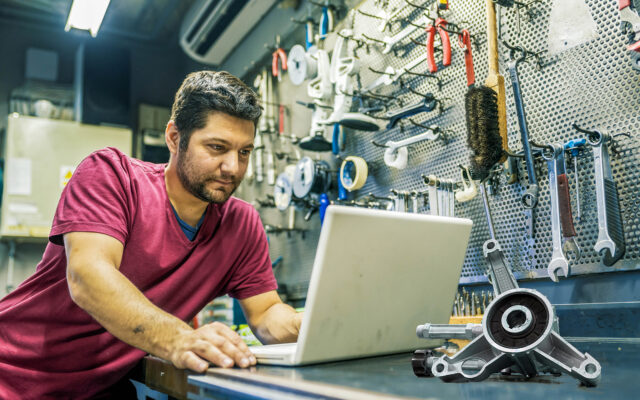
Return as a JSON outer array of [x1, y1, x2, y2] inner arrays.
[[176, 148, 242, 204]]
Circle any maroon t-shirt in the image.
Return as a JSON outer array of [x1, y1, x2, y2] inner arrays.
[[0, 147, 277, 399]]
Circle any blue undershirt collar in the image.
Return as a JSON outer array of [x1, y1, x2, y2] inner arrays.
[[171, 205, 206, 241]]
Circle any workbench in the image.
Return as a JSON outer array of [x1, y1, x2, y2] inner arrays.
[[139, 340, 639, 399]]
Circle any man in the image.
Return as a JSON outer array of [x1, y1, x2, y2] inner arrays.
[[0, 71, 302, 399]]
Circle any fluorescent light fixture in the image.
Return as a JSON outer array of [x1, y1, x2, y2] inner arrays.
[[65, 0, 111, 37]]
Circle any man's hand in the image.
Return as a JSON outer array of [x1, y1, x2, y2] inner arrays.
[[169, 322, 256, 372]]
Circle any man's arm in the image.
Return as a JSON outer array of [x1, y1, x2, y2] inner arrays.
[[239, 291, 303, 344], [64, 231, 256, 372]]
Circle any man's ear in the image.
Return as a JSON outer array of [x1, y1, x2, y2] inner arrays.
[[165, 120, 180, 155]]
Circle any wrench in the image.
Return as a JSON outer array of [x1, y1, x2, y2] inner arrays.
[[384, 96, 438, 129], [542, 144, 577, 282], [363, 54, 427, 93], [382, 15, 428, 54], [588, 130, 626, 266]]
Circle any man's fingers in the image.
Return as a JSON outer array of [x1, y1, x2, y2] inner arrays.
[[210, 322, 252, 356], [193, 339, 235, 368], [181, 351, 209, 373]]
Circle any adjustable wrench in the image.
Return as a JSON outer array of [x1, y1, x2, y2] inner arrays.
[[384, 96, 438, 129], [543, 144, 580, 282], [588, 130, 626, 266]]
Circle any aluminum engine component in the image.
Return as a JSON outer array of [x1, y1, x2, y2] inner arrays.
[[417, 288, 601, 386]]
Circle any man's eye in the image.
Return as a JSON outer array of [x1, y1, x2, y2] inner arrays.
[[209, 144, 224, 151], [240, 149, 252, 156]]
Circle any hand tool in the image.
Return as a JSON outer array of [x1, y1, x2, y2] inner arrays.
[[383, 125, 440, 169], [479, 179, 519, 295], [619, 0, 640, 70], [266, 151, 276, 186], [384, 96, 438, 129], [587, 129, 626, 266], [272, 37, 287, 82], [425, 175, 439, 216], [455, 165, 478, 202], [362, 54, 427, 94], [382, 15, 429, 54], [506, 46, 538, 209], [564, 138, 586, 223], [542, 144, 579, 282], [318, 2, 334, 41], [390, 190, 412, 212], [485, 0, 509, 162], [425, 17, 451, 73], [458, 29, 475, 88], [376, 4, 406, 32]]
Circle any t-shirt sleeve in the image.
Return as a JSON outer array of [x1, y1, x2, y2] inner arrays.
[[226, 208, 277, 299], [49, 149, 132, 246]]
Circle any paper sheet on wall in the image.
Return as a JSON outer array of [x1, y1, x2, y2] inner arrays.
[[6, 158, 32, 196]]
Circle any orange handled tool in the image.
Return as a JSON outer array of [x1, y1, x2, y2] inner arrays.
[[272, 48, 288, 81], [458, 29, 475, 87], [426, 18, 451, 73]]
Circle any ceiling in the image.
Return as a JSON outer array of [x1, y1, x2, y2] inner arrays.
[[0, 0, 197, 43]]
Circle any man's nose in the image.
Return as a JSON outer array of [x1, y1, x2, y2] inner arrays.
[[220, 151, 239, 176]]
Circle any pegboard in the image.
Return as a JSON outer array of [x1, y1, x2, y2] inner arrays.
[[239, 0, 640, 292]]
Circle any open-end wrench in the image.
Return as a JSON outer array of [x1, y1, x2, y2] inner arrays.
[[362, 55, 428, 94], [542, 144, 576, 282], [588, 129, 626, 266], [382, 15, 428, 54], [384, 95, 438, 129]]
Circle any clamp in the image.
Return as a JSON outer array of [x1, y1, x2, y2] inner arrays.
[[426, 17, 451, 73]]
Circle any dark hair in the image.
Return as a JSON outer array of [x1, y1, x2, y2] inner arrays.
[[170, 70, 262, 152]]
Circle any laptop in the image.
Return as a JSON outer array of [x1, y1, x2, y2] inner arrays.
[[250, 205, 473, 366]]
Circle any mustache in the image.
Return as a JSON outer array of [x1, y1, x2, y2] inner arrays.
[[205, 175, 239, 184]]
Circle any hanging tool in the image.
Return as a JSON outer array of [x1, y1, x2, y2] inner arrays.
[[274, 165, 296, 211], [272, 36, 287, 82], [506, 45, 539, 209], [455, 165, 477, 202], [382, 126, 441, 169], [479, 178, 518, 295], [485, 0, 508, 159], [292, 157, 332, 199], [564, 138, 587, 223], [619, 0, 640, 70], [458, 29, 475, 88], [425, 17, 451, 73], [382, 15, 429, 54], [585, 128, 627, 266], [384, 96, 438, 129], [318, 2, 334, 41], [542, 143, 580, 282]]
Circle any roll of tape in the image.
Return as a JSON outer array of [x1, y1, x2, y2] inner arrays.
[[340, 156, 368, 191]]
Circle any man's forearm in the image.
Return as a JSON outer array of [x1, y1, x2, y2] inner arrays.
[[67, 258, 191, 360], [252, 303, 302, 344]]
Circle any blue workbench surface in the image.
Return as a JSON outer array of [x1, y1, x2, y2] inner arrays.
[[189, 340, 639, 399]]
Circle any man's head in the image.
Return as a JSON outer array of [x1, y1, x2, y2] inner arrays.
[[168, 70, 261, 204]]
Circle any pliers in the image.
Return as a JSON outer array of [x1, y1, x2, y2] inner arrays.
[[272, 47, 288, 81], [426, 17, 451, 73]]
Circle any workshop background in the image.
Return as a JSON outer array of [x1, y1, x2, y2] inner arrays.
[[1, 0, 639, 346]]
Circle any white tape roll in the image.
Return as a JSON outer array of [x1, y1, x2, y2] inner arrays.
[[340, 156, 368, 191], [384, 145, 408, 169]]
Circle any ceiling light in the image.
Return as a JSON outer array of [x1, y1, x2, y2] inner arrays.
[[65, 0, 111, 37]]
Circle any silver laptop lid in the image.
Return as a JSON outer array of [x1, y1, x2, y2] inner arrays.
[[295, 205, 473, 365]]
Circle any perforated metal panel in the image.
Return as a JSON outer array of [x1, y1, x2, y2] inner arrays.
[[241, 0, 640, 291]]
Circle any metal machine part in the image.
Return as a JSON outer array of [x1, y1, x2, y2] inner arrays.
[[292, 157, 332, 198], [588, 130, 626, 266], [542, 143, 580, 282], [415, 288, 601, 386]]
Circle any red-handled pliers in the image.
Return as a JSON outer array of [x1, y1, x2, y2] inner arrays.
[[426, 18, 451, 73], [272, 48, 288, 81], [458, 29, 475, 87]]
